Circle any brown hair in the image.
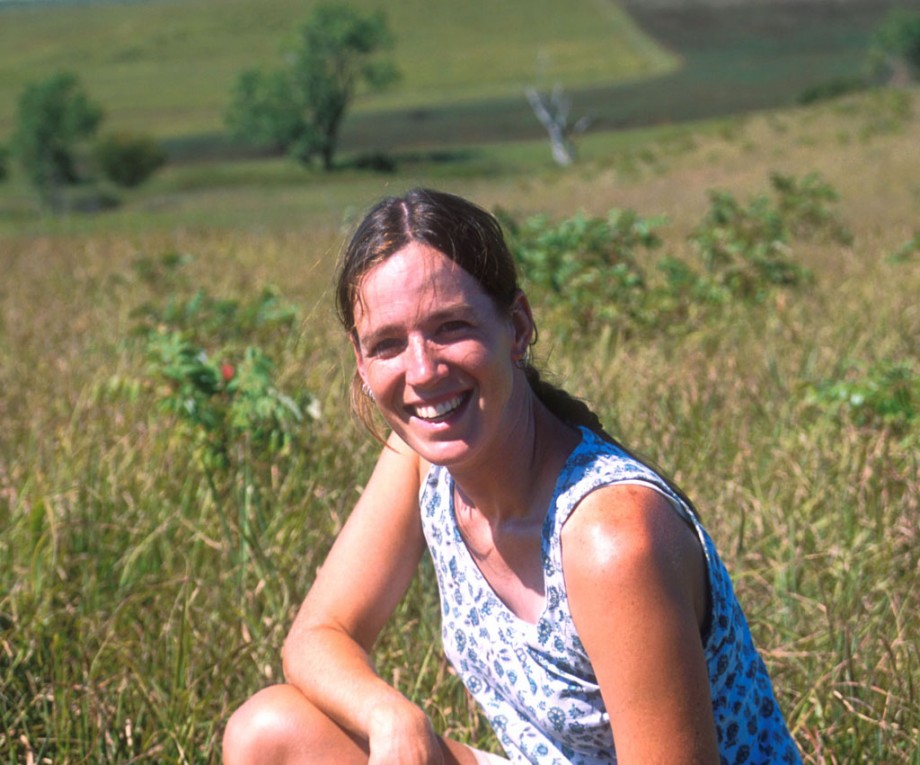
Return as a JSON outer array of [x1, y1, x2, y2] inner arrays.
[[335, 187, 609, 441], [334, 188, 700, 518]]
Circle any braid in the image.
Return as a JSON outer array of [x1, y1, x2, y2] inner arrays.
[[522, 364, 608, 440], [523, 363, 702, 520]]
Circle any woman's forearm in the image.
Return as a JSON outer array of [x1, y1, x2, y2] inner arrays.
[[282, 622, 429, 741]]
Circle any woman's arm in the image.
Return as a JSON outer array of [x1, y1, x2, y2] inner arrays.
[[563, 484, 720, 765], [282, 431, 441, 761]]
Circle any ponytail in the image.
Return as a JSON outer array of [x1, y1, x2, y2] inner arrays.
[[523, 363, 701, 520]]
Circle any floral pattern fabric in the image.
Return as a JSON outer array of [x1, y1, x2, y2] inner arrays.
[[419, 427, 801, 765]]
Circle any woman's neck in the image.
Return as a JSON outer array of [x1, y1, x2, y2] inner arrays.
[[451, 393, 580, 527]]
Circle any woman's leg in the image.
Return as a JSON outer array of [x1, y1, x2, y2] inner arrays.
[[223, 684, 368, 765], [222, 683, 493, 765]]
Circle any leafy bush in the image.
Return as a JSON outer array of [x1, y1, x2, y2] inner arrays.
[[888, 232, 920, 264], [770, 171, 852, 244], [144, 330, 315, 471], [808, 359, 920, 436], [0, 143, 8, 181], [125, 270, 310, 475], [131, 284, 298, 348], [689, 172, 848, 302], [503, 172, 847, 342], [797, 76, 866, 105], [94, 131, 166, 188], [502, 208, 664, 338]]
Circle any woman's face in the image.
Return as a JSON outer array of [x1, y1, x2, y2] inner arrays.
[[352, 241, 533, 469]]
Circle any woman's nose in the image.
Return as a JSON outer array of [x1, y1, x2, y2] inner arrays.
[[405, 337, 444, 386]]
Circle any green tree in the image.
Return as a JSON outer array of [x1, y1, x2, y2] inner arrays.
[[869, 8, 920, 84], [11, 72, 103, 207], [226, 3, 398, 170]]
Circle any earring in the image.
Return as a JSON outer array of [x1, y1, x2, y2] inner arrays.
[[362, 382, 375, 400], [514, 347, 532, 369]]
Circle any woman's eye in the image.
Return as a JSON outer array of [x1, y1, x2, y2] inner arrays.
[[368, 338, 403, 358], [439, 320, 470, 334]]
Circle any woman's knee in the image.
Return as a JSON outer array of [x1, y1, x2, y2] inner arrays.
[[222, 684, 365, 765]]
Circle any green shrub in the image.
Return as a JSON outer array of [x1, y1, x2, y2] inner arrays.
[[808, 359, 920, 437], [94, 131, 166, 188], [143, 330, 315, 471], [797, 76, 866, 105], [770, 171, 852, 244], [688, 172, 847, 302], [0, 143, 8, 181], [126, 274, 309, 474], [500, 172, 843, 341], [868, 7, 920, 83], [888, 232, 920, 264], [502, 208, 665, 338]]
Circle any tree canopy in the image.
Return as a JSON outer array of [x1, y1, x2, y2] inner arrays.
[[869, 8, 920, 84], [226, 3, 398, 170], [12, 72, 103, 207]]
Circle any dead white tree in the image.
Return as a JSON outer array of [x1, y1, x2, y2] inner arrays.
[[525, 84, 591, 167]]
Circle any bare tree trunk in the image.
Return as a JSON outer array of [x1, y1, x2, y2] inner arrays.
[[525, 85, 590, 167]]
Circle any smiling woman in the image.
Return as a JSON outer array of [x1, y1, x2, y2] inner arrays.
[[221, 188, 802, 765]]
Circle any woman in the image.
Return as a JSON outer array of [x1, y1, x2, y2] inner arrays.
[[223, 189, 801, 764]]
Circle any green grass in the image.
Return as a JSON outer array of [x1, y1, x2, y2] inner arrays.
[[0, 0, 674, 139], [0, 0, 920, 752], [1, 54, 920, 765]]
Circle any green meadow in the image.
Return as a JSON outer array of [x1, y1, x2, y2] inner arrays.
[[0, 0, 673, 140], [1, 1, 919, 763]]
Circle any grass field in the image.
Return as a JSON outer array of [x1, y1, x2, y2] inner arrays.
[[0, 0, 674, 141], [2, 1, 920, 763], [2, 80, 919, 762]]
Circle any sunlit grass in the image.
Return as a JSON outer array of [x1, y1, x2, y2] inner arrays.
[[1, 88, 919, 762]]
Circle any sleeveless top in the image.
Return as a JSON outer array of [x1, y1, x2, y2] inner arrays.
[[419, 427, 801, 765]]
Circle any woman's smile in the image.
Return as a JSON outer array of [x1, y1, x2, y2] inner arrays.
[[353, 241, 532, 468], [409, 391, 470, 422]]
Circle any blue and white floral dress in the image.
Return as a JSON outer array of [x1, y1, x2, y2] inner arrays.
[[419, 427, 801, 765]]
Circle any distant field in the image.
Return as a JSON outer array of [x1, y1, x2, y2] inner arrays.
[[0, 0, 902, 164], [0, 0, 673, 139], [339, 0, 903, 154]]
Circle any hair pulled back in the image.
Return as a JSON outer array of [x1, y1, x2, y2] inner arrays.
[[334, 188, 700, 518], [335, 187, 606, 441]]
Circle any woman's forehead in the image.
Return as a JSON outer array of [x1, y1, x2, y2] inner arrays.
[[354, 243, 487, 327]]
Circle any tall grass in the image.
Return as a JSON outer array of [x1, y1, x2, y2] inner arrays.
[[2, 88, 919, 762]]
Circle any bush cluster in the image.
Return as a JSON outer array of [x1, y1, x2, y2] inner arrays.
[[94, 131, 166, 188], [504, 172, 849, 342], [130, 280, 314, 473]]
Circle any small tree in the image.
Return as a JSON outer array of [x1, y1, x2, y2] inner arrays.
[[869, 8, 920, 85], [11, 72, 103, 208], [226, 3, 398, 170]]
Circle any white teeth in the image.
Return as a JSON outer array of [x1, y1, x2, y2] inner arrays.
[[414, 395, 464, 421]]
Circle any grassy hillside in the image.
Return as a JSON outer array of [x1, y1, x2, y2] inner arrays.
[[0, 0, 674, 139], [1, 81, 919, 763]]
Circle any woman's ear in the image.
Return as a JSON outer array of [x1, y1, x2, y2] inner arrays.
[[509, 291, 536, 361]]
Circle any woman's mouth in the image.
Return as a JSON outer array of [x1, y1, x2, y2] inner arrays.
[[411, 392, 469, 422]]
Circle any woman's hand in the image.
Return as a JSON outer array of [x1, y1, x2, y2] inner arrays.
[[367, 700, 445, 765]]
